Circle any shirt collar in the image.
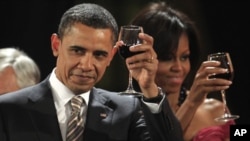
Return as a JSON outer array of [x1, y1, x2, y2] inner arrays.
[[49, 68, 90, 107]]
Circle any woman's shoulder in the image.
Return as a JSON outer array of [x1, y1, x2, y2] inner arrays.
[[184, 98, 232, 141], [192, 120, 234, 141], [203, 98, 223, 109], [195, 98, 225, 122]]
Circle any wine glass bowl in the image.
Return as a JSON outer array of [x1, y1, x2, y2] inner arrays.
[[208, 52, 234, 81], [118, 25, 143, 97], [207, 52, 239, 122], [118, 25, 144, 59]]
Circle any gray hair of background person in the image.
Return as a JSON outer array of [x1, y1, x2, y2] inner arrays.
[[0, 47, 41, 88]]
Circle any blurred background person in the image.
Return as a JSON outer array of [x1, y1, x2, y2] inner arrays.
[[131, 2, 234, 141], [0, 47, 41, 95]]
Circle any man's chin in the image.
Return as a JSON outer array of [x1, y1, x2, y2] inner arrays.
[[71, 86, 91, 94]]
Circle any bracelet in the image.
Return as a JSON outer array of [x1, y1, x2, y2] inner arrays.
[[143, 87, 164, 103]]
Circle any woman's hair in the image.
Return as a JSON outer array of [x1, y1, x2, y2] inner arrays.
[[131, 2, 202, 88]]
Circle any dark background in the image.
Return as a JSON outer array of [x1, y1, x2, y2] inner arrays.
[[0, 0, 249, 124]]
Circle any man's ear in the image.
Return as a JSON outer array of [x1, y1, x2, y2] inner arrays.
[[111, 46, 118, 58], [51, 33, 60, 57], [107, 46, 118, 66]]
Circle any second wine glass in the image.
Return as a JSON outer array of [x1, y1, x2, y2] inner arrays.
[[208, 52, 239, 122], [118, 25, 143, 97]]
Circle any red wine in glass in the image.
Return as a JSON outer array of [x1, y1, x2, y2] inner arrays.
[[119, 44, 144, 59], [209, 53, 234, 80], [209, 72, 233, 81]]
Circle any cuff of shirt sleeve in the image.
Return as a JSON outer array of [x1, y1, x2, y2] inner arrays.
[[142, 87, 165, 113], [142, 94, 165, 113]]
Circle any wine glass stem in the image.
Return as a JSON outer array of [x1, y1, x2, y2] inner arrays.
[[221, 90, 230, 116], [126, 71, 135, 91]]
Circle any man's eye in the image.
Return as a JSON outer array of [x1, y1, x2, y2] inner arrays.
[[72, 48, 84, 55], [94, 51, 108, 58]]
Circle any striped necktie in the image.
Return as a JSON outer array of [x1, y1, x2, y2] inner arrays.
[[66, 96, 85, 141]]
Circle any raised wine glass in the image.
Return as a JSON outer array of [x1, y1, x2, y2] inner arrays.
[[118, 25, 143, 97], [207, 52, 239, 122]]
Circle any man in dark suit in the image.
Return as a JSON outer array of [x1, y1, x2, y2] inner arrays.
[[0, 3, 183, 141]]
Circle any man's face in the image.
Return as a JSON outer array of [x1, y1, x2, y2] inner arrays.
[[51, 23, 115, 94], [0, 66, 20, 95]]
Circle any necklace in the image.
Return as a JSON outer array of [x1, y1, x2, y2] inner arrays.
[[177, 87, 187, 106]]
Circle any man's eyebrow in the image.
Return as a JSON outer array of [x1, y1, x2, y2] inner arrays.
[[69, 45, 109, 56], [69, 45, 85, 49], [94, 50, 109, 56]]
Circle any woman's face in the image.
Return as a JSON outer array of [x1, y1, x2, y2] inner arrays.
[[155, 33, 190, 94]]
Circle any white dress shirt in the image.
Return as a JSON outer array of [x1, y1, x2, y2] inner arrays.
[[48, 68, 164, 141], [49, 68, 89, 141]]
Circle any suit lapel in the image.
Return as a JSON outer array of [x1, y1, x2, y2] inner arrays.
[[84, 88, 115, 139], [27, 78, 63, 141], [26, 79, 116, 141]]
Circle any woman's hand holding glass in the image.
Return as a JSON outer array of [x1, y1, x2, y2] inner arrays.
[[207, 52, 239, 122]]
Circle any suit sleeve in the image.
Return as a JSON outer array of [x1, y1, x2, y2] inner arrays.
[[141, 98, 184, 141]]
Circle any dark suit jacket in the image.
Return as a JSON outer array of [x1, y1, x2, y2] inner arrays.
[[0, 76, 183, 141]]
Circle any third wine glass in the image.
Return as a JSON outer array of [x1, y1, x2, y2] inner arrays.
[[208, 52, 239, 122]]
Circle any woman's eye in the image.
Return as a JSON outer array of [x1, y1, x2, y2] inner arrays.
[[181, 55, 190, 61]]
